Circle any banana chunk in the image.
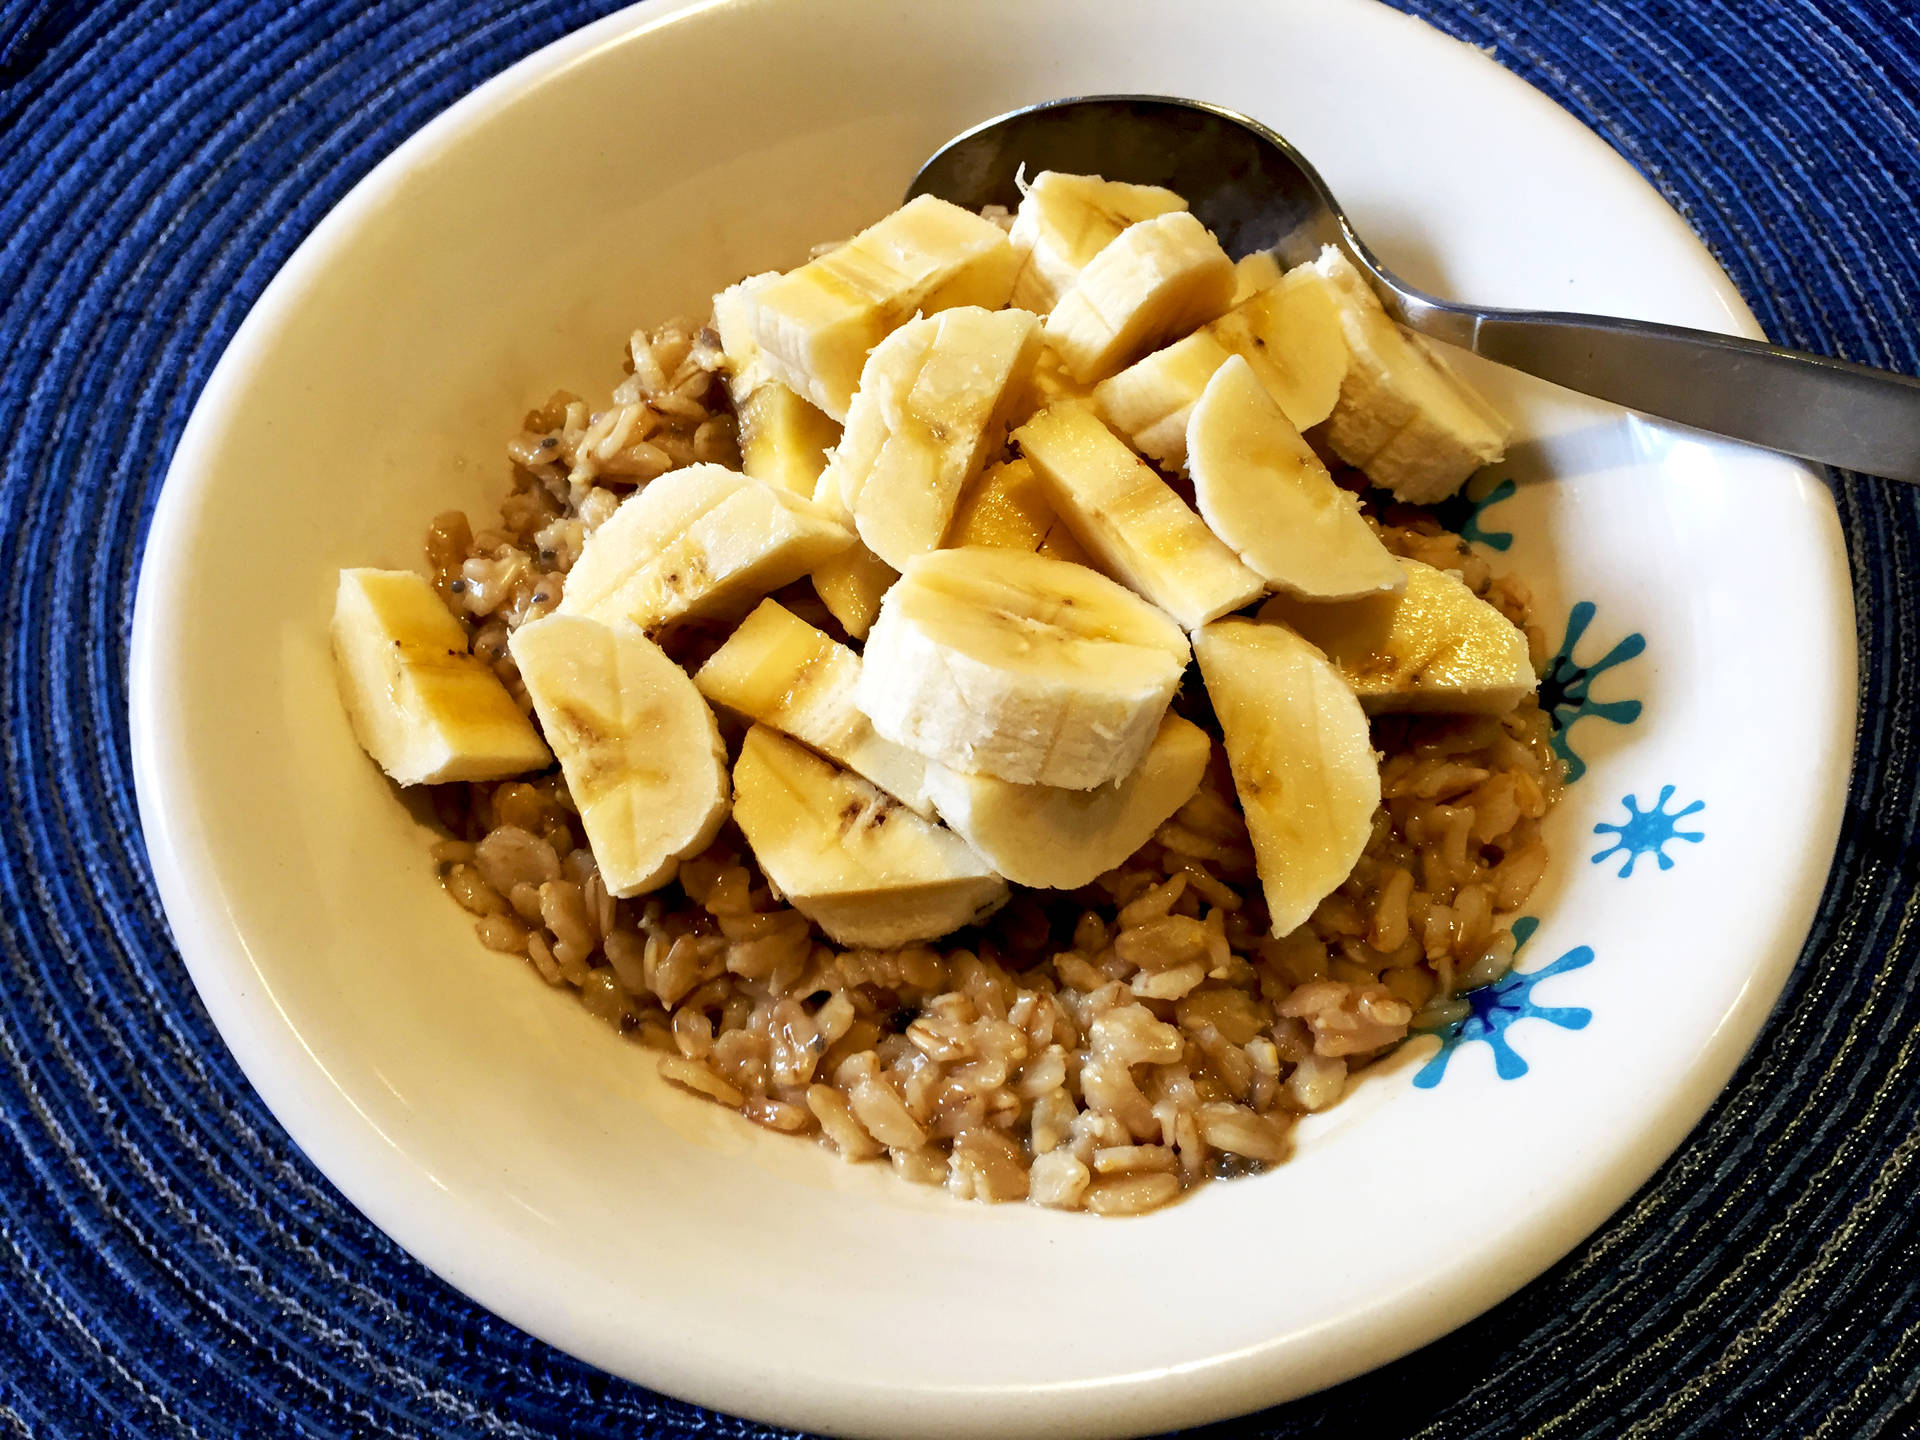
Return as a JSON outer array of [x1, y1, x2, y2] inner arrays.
[[1093, 262, 1346, 469], [1092, 330, 1234, 469], [1007, 341, 1098, 428], [1259, 557, 1536, 714], [739, 195, 1018, 421], [714, 277, 844, 497], [1187, 356, 1403, 600], [1231, 250, 1283, 305], [733, 383, 843, 498], [1008, 171, 1189, 315], [944, 456, 1052, 551], [1308, 246, 1511, 503], [559, 463, 853, 634], [1194, 619, 1379, 937], [509, 614, 728, 897], [1044, 211, 1237, 383], [1014, 402, 1265, 630], [857, 547, 1190, 791], [809, 544, 896, 642], [732, 726, 1008, 948], [694, 598, 932, 814], [923, 713, 1210, 890], [1208, 262, 1347, 433], [332, 568, 551, 786], [713, 273, 782, 391], [826, 305, 1042, 571], [807, 452, 896, 640], [945, 457, 1088, 564]]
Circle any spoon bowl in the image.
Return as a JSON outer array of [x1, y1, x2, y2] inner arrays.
[[909, 95, 1346, 262], [912, 94, 1920, 482]]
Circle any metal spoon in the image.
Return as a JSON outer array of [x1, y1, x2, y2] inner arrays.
[[908, 94, 1920, 484]]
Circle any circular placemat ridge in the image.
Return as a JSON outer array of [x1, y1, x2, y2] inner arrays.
[[2, 1, 1917, 1436]]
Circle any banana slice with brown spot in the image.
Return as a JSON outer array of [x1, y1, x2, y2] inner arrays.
[[510, 614, 728, 897]]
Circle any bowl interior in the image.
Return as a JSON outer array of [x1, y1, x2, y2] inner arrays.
[[131, 0, 1855, 1436]]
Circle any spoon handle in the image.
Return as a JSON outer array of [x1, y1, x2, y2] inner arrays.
[[1390, 297, 1920, 483]]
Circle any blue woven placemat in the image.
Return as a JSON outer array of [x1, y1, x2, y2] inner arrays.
[[3, 1, 1917, 1435]]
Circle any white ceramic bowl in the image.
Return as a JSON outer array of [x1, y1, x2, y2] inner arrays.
[[129, 0, 1857, 1435]]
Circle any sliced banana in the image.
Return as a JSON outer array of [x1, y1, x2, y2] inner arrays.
[[809, 544, 896, 642], [857, 546, 1190, 791], [738, 195, 1018, 421], [1044, 211, 1237, 383], [806, 450, 896, 640], [1013, 401, 1265, 630], [1092, 330, 1234, 469], [945, 457, 1088, 564], [714, 276, 843, 497], [1008, 341, 1098, 428], [713, 272, 840, 495], [945, 456, 1051, 551], [1231, 250, 1283, 305], [826, 305, 1042, 571], [558, 463, 853, 634], [1187, 355, 1403, 600], [1039, 524, 1091, 565], [1259, 557, 1536, 714], [509, 614, 728, 897], [923, 712, 1210, 889], [1209, 262, 1348, 433], [732, 725, 1008, 947], [711, 273, 777, 388], [1308, 246, 1510, 503], [1007, 171, 1189, 315], [1092, 263, 1348, 468], [1194, 619, 1379, 937], [694, 598, 932, 814], [730, 383, 841, 497], [332, 569, 551, 786]]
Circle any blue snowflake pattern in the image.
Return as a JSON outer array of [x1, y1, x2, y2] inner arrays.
[[1432, 475, 1518, 551], [1460, 476, 1517, 551], [1591, 785, 1705, 876], [1541, 601, 1645, 783], [1412, 918, 1595, 1088]]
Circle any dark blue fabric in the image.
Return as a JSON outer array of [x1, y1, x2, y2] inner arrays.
[[1, 1, 1916, 1435]]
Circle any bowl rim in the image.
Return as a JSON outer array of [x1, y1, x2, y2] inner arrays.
[[128, 0, 1860, 1435]]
